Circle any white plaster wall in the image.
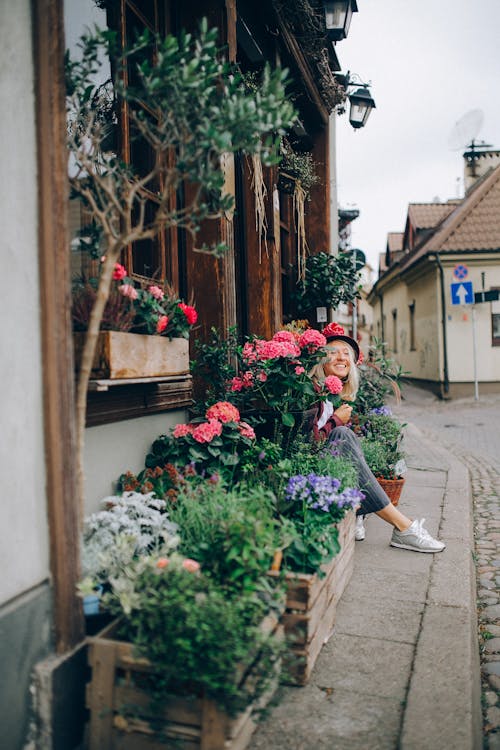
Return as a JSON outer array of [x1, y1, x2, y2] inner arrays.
[[0, 1, 50, 605], [84, 410, 187, 514], [445, 263, 500, 383]]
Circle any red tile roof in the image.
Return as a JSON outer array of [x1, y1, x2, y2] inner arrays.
[[407, 201, 459, 230], [402, 164, 500, 267], [387, 232, 403, 252]]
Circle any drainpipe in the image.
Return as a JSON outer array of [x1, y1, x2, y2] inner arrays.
[[377, 290, 385, 352], [434, 253, 450, 397]]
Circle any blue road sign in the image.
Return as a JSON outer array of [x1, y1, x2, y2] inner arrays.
[[451, 281, 474, 305]]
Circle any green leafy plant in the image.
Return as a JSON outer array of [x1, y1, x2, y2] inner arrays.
[[168, 482, 296, 599], [294, 251, 361, 312], [191, 326, 240, 409], [355, 337, 408, 415], [116, 557, 283, 715], [357, 412, 406, 479]]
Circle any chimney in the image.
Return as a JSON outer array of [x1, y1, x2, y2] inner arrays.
[[464, 146, 500, 193]]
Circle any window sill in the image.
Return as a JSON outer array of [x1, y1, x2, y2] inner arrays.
[[85, 375, 192, 427]]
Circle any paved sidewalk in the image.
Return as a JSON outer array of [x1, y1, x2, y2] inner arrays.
[[249, 423, 482, 750]]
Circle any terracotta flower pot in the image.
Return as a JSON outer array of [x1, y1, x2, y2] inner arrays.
[[376, 476, 405, 506]]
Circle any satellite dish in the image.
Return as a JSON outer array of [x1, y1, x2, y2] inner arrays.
[[447, 109, 484, 151]]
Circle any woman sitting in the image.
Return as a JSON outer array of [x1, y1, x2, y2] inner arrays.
[[311, 322, 445, 554]]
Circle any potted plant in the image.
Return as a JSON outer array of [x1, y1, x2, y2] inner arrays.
[[294, 250, 362, 319], [358, 409, 407, 506], [72, 265, 197, 379], [86, 553, 284, 749], [81, 483, 286, 749], [228, 328, 329, 438]]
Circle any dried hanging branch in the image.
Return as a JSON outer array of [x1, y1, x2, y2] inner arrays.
[[250, 154, 268, 262], [293, 181, 308, 282]]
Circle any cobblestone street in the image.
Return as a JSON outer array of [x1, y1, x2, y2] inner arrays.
[[394, 384, 500, 748]]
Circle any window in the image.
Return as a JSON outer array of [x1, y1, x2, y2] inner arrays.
[[392, 308, 398, 353], [492, 298, 500, 346], [409, 300, 416, 351], [67, 0, 182, 292]]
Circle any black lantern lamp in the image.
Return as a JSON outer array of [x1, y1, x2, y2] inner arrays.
[[323, 0, 358, 42], [348, 86, 376, 129]]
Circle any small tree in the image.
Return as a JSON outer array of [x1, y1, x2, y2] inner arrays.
[[66, 20, 297, 523]]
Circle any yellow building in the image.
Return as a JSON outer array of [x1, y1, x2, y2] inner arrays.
[[369, 155, 500, 398]]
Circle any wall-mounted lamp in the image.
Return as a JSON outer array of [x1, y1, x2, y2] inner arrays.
[[323, 0, 358, 42], [336, 72, 376, 129]]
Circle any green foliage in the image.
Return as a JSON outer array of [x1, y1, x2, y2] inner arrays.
[[294, 251, 361, 312], [118, 558, 283, 715], [356, 337, 408, 414], [168, 483, 295, 599], [191, 326, 240, 409], [358, 413, 406, 479]]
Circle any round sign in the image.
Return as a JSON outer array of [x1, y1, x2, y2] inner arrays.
[[453, 263, 468, 280]]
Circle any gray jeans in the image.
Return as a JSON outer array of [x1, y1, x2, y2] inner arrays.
[[328, 426, 390, 516]]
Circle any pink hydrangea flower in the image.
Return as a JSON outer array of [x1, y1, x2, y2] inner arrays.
[[242, 341, 259, 364], [272, 330, 297, 344], [113, 263, 127, 280], [299, 329, 327, 350], [357, 350, 364, 365], [119, 284, 138, 300], [295, 366, 305, 375], [173, 423, 194, 438], [156, 557, 169, 569], [325, 375, 344, 395], [230, 372, 253, 391], [255, 339, 301, 361], [178, 302, 198, 325], [156, 315, 169, 333], [148, 285, 164, 300], [257, 371, 268, 382], [206, 401, 240, 423], [239, 422, 256, 439], [322, 322, 346, 339], [192, 419, 223, 443], [182, 558, 201, 573]]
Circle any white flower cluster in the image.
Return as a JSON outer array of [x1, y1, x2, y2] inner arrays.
[[81, 492, 179, 579]]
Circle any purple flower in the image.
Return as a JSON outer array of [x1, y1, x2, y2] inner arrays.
[[370, 405, 392, 416], [285, 473, 361, 514]]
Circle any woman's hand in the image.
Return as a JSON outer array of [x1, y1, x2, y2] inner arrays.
[[334, 403, 353, 425]]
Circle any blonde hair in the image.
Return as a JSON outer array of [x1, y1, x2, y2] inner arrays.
[[309, 341, 359, 401]]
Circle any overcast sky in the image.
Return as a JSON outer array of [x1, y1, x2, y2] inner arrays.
[[335, 0, 500, 276]]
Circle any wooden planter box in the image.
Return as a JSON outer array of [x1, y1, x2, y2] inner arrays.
[[74, 331, 189, 379], [270, 511, 355, 686], [86, 614, 282, 750]]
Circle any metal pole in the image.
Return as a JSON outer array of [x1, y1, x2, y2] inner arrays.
[[471, 306, 479, 401], [352, 250, 358, 340]]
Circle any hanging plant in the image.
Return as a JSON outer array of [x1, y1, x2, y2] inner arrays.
[[279, 138, 320, 200]]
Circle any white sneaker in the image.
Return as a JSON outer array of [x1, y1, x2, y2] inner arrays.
[[355, 516, 366, 541], [390, 518, 445, 553]]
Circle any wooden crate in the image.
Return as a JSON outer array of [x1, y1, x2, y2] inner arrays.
[[86, 614, 282, 750], [271, 511, 355, 685], [74, 332, 189, 379]]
